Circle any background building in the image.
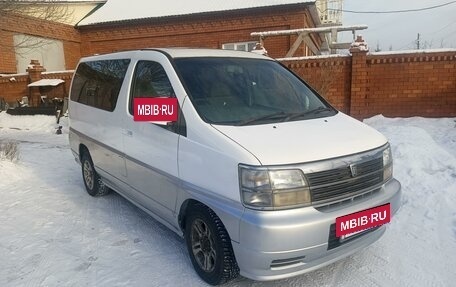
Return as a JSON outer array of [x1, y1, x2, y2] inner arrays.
[[0, 0, 322, 74], [0, 0, 105, 74]]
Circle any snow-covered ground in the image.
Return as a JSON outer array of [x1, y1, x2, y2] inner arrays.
[[0, 113, 455, 287]]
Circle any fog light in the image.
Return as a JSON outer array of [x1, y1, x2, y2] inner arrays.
[[273, 189, 311, 207]]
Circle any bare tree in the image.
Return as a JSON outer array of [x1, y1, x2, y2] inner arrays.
[[374, 41, 382, 52], [440, 39, 445, 48], [0, 0, 71, 51], [0, 0, 71, 22], [422, 39, 433, 50]]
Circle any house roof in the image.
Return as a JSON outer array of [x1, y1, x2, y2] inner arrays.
[[77, 0, 316, 26]]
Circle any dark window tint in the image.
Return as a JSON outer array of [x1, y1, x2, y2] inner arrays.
[[129, 61, 175, 115], [70, 59, 130, 112]]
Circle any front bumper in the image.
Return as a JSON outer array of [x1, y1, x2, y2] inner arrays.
[[232, 178, 401, 281]]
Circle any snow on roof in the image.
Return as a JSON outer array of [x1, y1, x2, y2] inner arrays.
[[78, 0, 315, 26], [42, 70, 75, 74], [277, 54, 350, 61], [0, 73, 28, 77], [370, 48, 456, 56], [28, 79, 65, 87]]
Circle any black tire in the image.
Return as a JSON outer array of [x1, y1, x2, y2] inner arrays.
[[81, 151, 110, 197], [185, 203, 239, 285]]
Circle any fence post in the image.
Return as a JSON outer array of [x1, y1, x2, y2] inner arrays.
[[26, 60, 46, 107], [349, 36, 369, 119]]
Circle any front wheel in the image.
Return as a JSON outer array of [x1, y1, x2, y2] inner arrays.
[[185, 204, 239, 285], [81, 152, 109, 197]]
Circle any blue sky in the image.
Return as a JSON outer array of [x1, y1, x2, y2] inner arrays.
[[340, 0, 456, 50]]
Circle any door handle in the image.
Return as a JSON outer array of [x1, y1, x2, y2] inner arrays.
[[123, 129, 133, 136]]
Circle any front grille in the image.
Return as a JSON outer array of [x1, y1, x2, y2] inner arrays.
[[307, 157, 384, 204]]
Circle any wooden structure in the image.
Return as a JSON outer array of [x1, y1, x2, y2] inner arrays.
[[251, 25, 368, 56]]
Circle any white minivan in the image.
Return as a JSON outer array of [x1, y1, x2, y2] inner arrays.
[[69, 48, 401, 285]]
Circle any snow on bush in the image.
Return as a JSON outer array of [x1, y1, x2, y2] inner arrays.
[[0, 140, 19, 161]]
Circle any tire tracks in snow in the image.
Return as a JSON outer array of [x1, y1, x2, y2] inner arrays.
[[387, 126, 455, 287]]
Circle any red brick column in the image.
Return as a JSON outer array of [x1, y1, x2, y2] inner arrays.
[[0, 30, 17, 73], [349, 36, 369, 119], [26, 60, 46, 107]]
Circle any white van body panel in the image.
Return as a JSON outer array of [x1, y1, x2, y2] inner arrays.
[[212, 112, 388, 165], [178, 121, 261, 203], [69, 107, 126, 178], [68, 51, 134, 184], [68, 48, 402, 283]]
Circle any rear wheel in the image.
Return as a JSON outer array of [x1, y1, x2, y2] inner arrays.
[[185, 204, 239, 285], [81, 151, 109, 196]]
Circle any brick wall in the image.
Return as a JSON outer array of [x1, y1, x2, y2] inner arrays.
[[365, 52, 456, 118], [0, 60, 73, 106], [0, 14, 81, 73], [79, 4, 318, 59], [1, 5, 319, 73], [285, 56, 352, 113], [2, 50, 454, 118], [0, 30, 17, 73], [0, 74, 29, 105], [63, 41, 82, 71], [283, 47, 456, 119]]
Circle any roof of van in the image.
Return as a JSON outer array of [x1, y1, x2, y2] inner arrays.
[[153, 48, 271, 59], [82, 48, 272, 61]]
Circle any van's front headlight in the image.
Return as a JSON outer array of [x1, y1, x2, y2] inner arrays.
[[239, 165, 311, 210]]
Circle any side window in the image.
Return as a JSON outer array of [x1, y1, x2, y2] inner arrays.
[[129, 61, 175, 115], [70, 59, 130, 112]]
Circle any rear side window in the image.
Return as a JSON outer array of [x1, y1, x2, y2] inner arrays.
[[70, 59, 130, 112]]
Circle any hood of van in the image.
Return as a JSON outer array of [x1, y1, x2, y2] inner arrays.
[[211, 112, 388, 165]]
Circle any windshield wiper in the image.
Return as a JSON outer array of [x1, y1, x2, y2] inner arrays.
[[237, 111, 287, 126], [236, 107, 333, 126], [282, 106, 333, 122]]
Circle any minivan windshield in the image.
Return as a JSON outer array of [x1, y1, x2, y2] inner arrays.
[[174, 57, 336, 126]]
